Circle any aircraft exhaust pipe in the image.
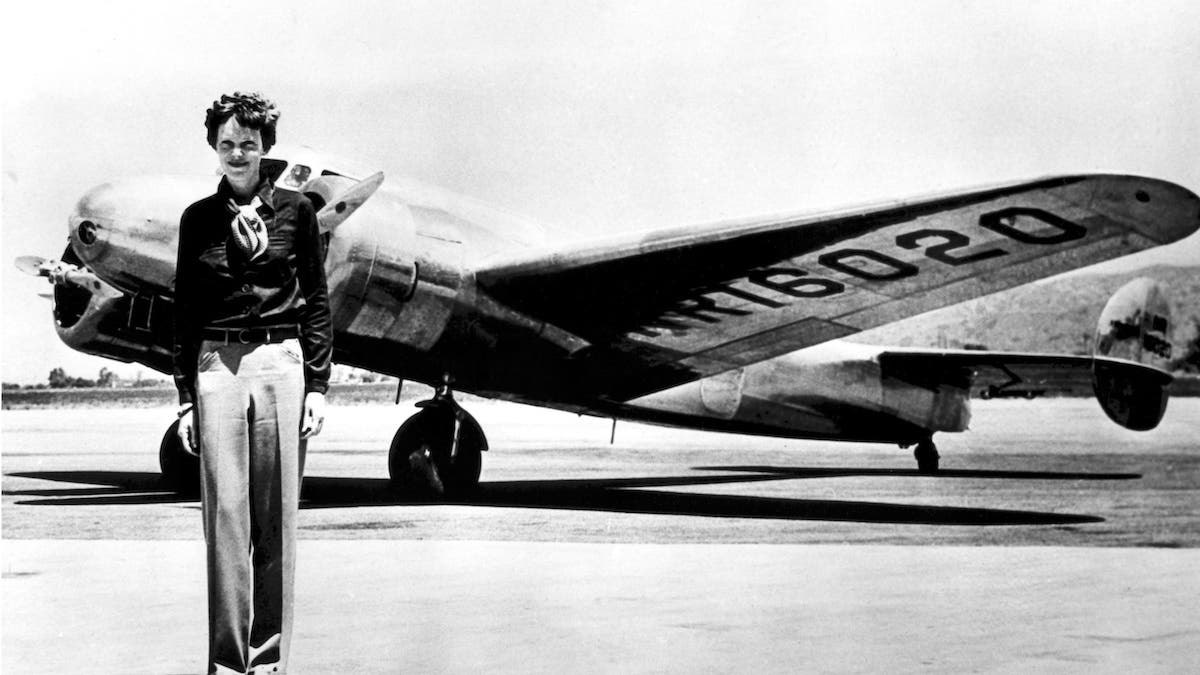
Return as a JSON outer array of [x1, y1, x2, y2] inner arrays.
[[1091, 278, 1173, 430]]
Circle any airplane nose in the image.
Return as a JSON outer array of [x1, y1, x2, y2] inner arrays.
[[69, 182, 117, 261], [67, 176, 209, 294]]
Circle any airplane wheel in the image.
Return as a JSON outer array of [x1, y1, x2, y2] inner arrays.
[[388, 405, 485, 496], [159, 419, 200, 494], [914, 438, 939, 474]]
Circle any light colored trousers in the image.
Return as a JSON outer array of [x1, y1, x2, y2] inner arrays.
[[195, 338, 306, 675]]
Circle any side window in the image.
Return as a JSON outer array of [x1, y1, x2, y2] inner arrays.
[[261, 157, 289, 183]]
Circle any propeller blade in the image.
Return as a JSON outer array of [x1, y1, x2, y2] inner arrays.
[[15, 255, 50, 277], [316, 171, 385, 233], [14, 255, 102, 290]]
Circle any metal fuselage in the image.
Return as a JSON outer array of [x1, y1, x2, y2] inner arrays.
[[56, 150, 961, 446]]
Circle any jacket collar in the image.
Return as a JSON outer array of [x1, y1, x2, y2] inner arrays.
[[217, 170, 275, 213]]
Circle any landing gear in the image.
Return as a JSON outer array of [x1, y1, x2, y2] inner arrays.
[[914, 436, 939, 474], [388, 382, 486, 496], [159, 419, 200, 494]]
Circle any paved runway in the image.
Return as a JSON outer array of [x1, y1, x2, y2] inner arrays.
[[3, 398, 1199, 672], [7, 541, 1198, 674]]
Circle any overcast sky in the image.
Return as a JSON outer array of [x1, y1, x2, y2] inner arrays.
[[3, 0, 1199, 385]]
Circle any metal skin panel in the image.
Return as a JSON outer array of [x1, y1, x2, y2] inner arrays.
[[69, 175, 210, 295], [626, 341, 969, 443], [698, 368, 746, 419], [324, 191, 462, 351]]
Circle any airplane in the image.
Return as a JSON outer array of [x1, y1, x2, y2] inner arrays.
[[16, 144, 1200, 494]]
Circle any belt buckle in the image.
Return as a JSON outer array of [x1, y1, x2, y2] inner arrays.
[[237, 328, 254, 344]]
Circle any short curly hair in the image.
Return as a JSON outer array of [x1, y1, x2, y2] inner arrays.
[[204, 91, 280, 152]]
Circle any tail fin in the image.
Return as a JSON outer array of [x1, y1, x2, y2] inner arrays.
[[1091, 278, 1173, 430]]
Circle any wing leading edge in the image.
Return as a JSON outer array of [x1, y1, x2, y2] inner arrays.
[[476, 174, 1199, 400]]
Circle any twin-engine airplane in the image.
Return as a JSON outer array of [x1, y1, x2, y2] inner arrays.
[[17, 146, 1200, 493]]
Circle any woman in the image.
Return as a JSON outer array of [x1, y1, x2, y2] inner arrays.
[[173, 91, 332, 675]]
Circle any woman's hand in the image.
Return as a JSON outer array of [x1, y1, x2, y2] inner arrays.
[[177, 405, 198, 456], [301, 392, 326, 439]]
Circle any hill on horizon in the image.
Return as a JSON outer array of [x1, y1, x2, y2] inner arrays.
[[852, 263, 1199, 359]]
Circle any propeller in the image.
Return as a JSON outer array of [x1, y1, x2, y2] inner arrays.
[[13, 255, 103, 290], [15, 255, 49, 277], [316, 171, 385, 233]]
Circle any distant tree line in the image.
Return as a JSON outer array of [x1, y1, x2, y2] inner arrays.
[[47, 367, 103, 388], [1, 367, 169, 390]]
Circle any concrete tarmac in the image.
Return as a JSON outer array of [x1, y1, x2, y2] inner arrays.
[[6, 541, 1198, 674], [3, 398, 1199, 672]]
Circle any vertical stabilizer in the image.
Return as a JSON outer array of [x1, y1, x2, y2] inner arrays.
[[1092, 278, 1173, 430]]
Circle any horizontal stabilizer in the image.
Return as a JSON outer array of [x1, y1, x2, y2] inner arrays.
[[877, 347, 1173, 430]]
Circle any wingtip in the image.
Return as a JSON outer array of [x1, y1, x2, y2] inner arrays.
[[1083, 174, 1200, 245]]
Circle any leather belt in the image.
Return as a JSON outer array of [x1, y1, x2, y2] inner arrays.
[[202, 325, 300, 345]]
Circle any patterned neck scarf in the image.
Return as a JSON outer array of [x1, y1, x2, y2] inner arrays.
[[227, 196, 268, 261]]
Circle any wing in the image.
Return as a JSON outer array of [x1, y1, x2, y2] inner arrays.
[[476, 174, 1199, 400]]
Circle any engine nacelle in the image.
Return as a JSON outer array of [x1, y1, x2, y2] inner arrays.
[[1092, 277, 1173, 430], [50, 246, 174, 373]]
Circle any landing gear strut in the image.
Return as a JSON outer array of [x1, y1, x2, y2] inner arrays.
[[159, 419, 200, 494], [388, 378, 487, 496], [914, 436, 939, 474]]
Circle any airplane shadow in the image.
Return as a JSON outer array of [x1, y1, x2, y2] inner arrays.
[[6, 465, 1118, 526], [698, 465, 1143, 481]]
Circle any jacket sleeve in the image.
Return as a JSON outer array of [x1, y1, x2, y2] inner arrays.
[[172, 205, 202, 405], [296, 197, 333, 395]]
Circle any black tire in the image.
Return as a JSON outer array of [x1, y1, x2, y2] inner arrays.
[[388, 406, 485, 495], [914, 438, 940, 474], [159, 419, 200, 494]]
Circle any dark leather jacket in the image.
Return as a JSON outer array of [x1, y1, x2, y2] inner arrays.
[[172, 173, 332, 404]]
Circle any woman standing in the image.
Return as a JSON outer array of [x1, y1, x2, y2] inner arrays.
[[173, 91, 332, 675]]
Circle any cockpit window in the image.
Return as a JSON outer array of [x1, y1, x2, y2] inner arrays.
[[281, 164, 313, 189]]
